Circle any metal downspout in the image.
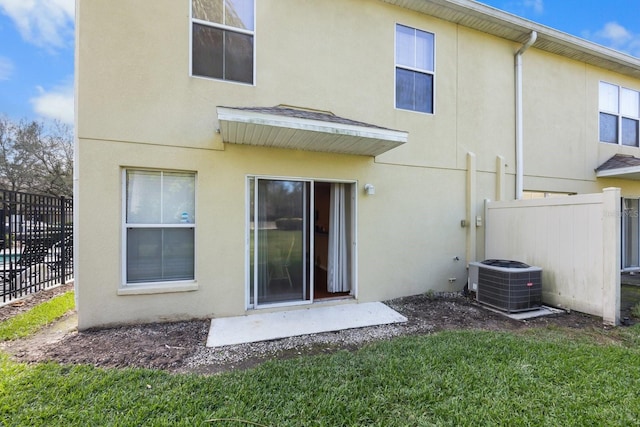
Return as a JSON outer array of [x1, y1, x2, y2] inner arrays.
[[515, 31, 537, 200]]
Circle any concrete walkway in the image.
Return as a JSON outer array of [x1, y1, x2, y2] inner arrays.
[[207, 302, 408, 347]]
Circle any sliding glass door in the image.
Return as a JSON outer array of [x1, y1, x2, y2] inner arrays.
[[247, 177, 356, 309], [249, 178, 311, 307]]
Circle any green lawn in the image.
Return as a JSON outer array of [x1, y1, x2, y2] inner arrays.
[[1, 296, 640, 426], [243, 330, 640, 426], [0, 291, 75, 341]]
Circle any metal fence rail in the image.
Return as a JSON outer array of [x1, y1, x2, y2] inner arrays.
[[0, 190, 73, 304]]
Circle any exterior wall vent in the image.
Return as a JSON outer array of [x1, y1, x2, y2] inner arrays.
[[468, 259, 542, 313]]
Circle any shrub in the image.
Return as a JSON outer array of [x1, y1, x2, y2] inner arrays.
[[275, 217, 303, 230]]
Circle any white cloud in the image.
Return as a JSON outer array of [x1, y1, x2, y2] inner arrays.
[[0, 0, 74, 50], [488, 0, 544, 17], [586, 22, 640, 58], [522, 0, 543, 15], [0, 56, 13, 80], [30, 82, 74, 125], [596, 22, 632, 45]]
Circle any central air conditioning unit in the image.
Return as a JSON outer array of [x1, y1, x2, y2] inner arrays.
[[468, 259, 542, 313]]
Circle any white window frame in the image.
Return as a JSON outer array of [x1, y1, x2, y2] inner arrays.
[[189, 0, 256, 85], [599, 81, 640, 147], [121, 169, 197, 290], [394, 23, 436, 114]]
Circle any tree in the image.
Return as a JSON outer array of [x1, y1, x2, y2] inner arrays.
[[0, 116, 73, 197]]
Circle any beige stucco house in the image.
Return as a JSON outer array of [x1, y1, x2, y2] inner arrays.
[[75, 0, 640, 329]]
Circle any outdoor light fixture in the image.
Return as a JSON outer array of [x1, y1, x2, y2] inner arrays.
[[364, 183, 375, 195]]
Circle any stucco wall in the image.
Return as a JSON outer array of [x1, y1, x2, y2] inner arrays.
[[76, 0, 640, 328]]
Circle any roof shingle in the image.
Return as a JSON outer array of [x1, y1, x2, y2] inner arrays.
[[596, 154, 640, 172], [218, 105, 395, 131]]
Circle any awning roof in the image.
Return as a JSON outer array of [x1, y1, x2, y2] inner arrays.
[[217, 106, 408, 157], [596, 154, 640, 180]]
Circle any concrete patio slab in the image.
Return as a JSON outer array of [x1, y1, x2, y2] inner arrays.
[[207, 302, 408, 347]]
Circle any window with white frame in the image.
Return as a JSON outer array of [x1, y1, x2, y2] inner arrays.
[[124, 170, 195, 284], [599, 81, 640, 147], [191, 0, 255, 84], [395, 23, 435, 114]]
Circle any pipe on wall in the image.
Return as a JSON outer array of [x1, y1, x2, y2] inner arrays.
[[514, 31, 537, 200], [496, 155, 505, 202], [466, 152, 477, 265]]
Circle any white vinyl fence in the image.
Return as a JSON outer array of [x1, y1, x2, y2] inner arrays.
[[484, 187, 620, 325]]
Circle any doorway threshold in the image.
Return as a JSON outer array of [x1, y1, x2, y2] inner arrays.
[[206, 302, 407, 347]]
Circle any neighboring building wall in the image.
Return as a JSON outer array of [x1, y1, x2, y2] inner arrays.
[[76, 0, 640, 328], [521, 51, 640, 195], [485, 188, 621, 324]]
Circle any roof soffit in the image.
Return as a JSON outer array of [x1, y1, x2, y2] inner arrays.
[[217, 106, 409, 157]]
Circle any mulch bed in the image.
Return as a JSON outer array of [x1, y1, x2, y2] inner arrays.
[[0, 288, 612, 374]]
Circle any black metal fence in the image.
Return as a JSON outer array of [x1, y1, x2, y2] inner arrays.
[[0, 190, 73, 304]]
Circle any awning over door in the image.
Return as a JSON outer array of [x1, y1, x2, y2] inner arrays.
[[596, 154, 640, 180], [217, 106, 408, 157]]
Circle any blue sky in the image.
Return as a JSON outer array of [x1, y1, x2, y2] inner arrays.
[[479, 0, 640, 56], [0, 0, 74, 125], [0, 0, 639, 127]]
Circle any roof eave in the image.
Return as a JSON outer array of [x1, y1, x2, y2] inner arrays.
[[596, 167, 640, 180], [381, 0, 640, 79]]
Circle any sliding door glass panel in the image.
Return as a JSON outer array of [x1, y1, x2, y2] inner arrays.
[[624, 198, 639, 269], [253, 179, 307, 305]]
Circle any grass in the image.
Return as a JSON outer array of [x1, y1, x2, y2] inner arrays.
[[633, 302, 640, 318], [0, 318, 640, 425], [0, 291, 75, 341], [3, 280, 639, 426]]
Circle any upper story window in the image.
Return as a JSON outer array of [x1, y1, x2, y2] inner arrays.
[[191, 0, 255, 84], [395, 24, 435, 114], [599, 81, 640, 147]]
